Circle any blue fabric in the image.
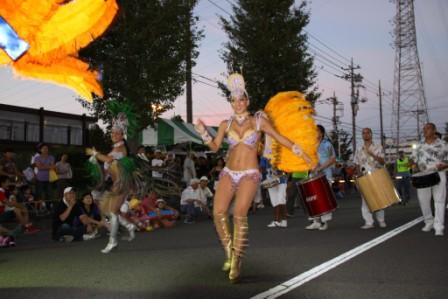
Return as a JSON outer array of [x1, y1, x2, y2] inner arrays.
[[318, 138, 336, 179]]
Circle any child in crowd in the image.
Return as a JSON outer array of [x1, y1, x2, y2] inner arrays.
[[148, 198, 179, 229], [17, 185, 49, 216], [120, 196, 152, 233], [0, 176, 40, 234]]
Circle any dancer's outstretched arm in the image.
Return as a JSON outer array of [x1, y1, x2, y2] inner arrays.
[[195, 119, 227, 152]]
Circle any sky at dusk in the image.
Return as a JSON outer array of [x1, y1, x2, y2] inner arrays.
[[0, 0, 447, 145]]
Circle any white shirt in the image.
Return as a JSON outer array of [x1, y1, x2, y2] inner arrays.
[[180, 186, 200, 206], [198, 186, 213, 206], [151, 158, 164, 178], [353, 143, 384, 173], [183, 157, 196, 183]]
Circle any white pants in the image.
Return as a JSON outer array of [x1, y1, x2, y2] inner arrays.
[[361, 197, 385, 225], [416, 171, 446, 232], [268, 183, 287, 207], [311, 212, 333, 223]]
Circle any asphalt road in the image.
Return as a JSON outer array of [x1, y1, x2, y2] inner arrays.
[[1, 188, 447, 299]]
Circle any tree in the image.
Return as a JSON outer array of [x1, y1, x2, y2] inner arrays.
[[78, 0, 203, 132], [220, 0, 318, 111], [329, 129, 353, 162]]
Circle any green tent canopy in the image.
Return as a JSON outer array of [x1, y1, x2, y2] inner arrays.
[[142, 118, 222, 146]]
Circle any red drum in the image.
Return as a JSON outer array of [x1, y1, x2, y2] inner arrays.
[[298, 174, 337, 217]]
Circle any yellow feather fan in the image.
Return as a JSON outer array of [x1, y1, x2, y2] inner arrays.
[[0, 0, 118, 101], [264, 91, 319, 172]]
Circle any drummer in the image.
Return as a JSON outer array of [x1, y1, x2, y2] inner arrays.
[[410, 123, 448, 236], [305, 125, 336, 231], [353, 127, 387, 229]]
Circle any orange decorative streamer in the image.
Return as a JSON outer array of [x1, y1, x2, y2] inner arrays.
[[264, 91, 319, 172], [0, 0, 118, 101]]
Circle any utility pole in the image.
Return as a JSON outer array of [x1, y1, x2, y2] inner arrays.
[[185, 1, 193, 123], [342, 58, 363, 154], [378, 81, 385, 149]]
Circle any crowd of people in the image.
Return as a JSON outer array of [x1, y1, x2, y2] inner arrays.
[[0, 117, 446, 283]]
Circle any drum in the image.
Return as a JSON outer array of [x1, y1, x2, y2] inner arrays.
[[261, 177, 280, 189], [298, 174, 337, 217], [411, 171, 440, 189], [356, 168, 401, 212]]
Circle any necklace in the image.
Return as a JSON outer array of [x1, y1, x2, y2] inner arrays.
[[233, 112, 249, 126], [113, 141, 124, 148]]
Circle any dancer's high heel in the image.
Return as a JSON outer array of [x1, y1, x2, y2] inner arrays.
[[229, 216, 248, 283], [213, 213, 233, 272]]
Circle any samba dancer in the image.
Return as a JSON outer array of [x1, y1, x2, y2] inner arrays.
[[305, 125, 336, 231], [86, 110, 137, 253], [410, 123, 448, 236], [353, 127, 387, 229], [195, 73, 311, 283]]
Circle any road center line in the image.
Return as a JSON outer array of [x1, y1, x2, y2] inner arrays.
[[251, 216, 424, 299]]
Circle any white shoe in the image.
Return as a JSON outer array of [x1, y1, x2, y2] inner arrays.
[[435, 229, 444, 236], [360, 223, 374, 229], [305, 221, 322, 230], [422, 223, 433, 232], [101, 241, 118, 254], [378, 221, 387, 228], [267, 221, 280, 228], [319, 222, 328, 231], [277, 220, 288, 228]]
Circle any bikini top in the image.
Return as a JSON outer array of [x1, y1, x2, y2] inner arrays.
[[226, 112, 263, 149], [104, 151, 125, 170]]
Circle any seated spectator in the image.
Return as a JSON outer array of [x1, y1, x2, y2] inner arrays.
[[180, 178, 208, 224], [77, 192, 104, 240], [0, 176, 39, 235], [116, 197, 141, 240], [122, 197, 153, 232], [52, 187, 86, 242], [0, 148, 22, 182], [148, 198, 179, 229], [0, 224, 15, 247], [17, 185, 49, 216], [198, 176, 213, 212]]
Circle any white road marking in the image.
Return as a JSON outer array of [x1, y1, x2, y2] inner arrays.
[[251, 217, 424, 299]]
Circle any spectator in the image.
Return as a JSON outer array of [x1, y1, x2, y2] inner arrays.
[[122, 197, 153, 232], [52, 187, 85, 242], [180, 178, 207, 224], [209, 157, 225, 192], [149, 198, 179, 229], [164, 152, 182, 183], [17, 185, 48, 216], [34, 144, 55, 205], [0, 148, 22, 182], [0, 176, 39, 235], [136, 146, 149, 162], [198, 176, 213, 212], [196, 155, 210, 179], [151, 149, 164, 178], [77, 192, 103, 240], [183, 152, 196, 185], [55, 153, 73, 199]]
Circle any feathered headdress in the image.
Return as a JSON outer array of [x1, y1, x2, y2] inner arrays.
[[106, 100, 138, 139], [227, 73, 248, 100]]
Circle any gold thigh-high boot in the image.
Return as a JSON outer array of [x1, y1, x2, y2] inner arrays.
[[229, 216, 249, 283], [213, 213, 233, 272]]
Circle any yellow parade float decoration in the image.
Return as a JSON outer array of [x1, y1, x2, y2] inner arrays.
[[264, 91, 319, 172], [0, 0, 118, 101]]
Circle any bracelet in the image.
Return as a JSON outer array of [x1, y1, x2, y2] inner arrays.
[[200, 131, 212, 144]]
